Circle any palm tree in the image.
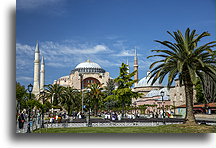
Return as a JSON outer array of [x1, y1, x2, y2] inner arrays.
[[147, 28, 216, 124], [87, 83, 104, 116], [44, 84, 64, 108], [36, 91, 51, 128], [61, 87, 81, 115]]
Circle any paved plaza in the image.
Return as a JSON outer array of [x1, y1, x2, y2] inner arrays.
[[16, 117, 216, 133]]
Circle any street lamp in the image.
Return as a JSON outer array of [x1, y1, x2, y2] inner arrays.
[[160, 91, 165, 124], [51, 93, 55, 113], [27, 83, 33, 133], [85, 89, 91, 127], [40, 91, 45, 128], [79, 73, 84, 113], [173, 101, 176, 115], [134, 102, 137, 118]]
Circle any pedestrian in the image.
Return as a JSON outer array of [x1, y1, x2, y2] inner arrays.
[[155, 112, 159, 118], [18, 112, 25, 130], [37, 112, 40, 124]]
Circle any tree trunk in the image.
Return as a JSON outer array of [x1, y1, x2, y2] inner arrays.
[[202, 73, 215, 103], [183, 75, 196, 125], [122, 99, 125, 117]]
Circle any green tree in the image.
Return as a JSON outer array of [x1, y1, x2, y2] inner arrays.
[[138, 105, 147, 114], [103, 79, 118, 112], [114, 63, 138, 117], [147, 28, 216, 124], [87, 83, 104, 116], [104, 79, 115, 95], [37, 91, 52, 114], [195, 79, 205, 104], [103, 94, 118, 113], [61, 87, 81, 115], [16, 82, 28, 115], [44, 84, 64, 108], [26, 99, 38, 111]]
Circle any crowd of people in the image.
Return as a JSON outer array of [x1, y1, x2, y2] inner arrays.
[[17, 109, 174, 132]]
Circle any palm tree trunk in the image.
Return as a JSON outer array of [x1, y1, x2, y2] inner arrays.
[[183, 76, 196, 125]]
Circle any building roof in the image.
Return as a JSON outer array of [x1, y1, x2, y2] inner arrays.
[[75, 59, 102, 69], [145, 87, 170, 101], [177, 103, 216, 108], [137, 71, 162, 87], [59, 75, 69, 79], [70, 60, 106, 74]]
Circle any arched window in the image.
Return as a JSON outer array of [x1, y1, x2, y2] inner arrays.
[[83, 77, 100, 88]]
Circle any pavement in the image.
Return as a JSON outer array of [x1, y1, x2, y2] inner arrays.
[[16, 116, 216, 133]]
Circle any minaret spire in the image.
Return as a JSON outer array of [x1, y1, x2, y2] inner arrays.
[[134, 47, 138, 87], [126, 58, 130, 74], [40, 56, 45, 91], [32, 41, 40, 95]]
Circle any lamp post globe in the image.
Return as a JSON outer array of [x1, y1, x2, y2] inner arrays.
[[27, 83, 33, 133], [28, 84, 33, 93]]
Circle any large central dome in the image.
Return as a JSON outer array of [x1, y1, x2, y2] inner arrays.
[[71, 60, 105, 74], [75, 59, 102, 69]]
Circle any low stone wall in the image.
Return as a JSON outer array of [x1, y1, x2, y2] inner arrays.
[[195, 114, 216, 119], [44, 121, 183, 128]]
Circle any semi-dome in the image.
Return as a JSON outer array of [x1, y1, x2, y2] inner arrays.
[[157, 87, 170, 101], [145, 89, 160, 97], [71, 60, 105, 74], [145, 87, 170, 101], [159, 87, 169, 96], [137, 71, 162, 87]]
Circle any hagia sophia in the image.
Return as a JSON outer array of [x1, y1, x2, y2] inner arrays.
[[31, 41, 196, 115], [53, 59, 110, 89]]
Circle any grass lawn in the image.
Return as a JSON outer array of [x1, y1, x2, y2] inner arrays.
[[34, 124, 216, 133]]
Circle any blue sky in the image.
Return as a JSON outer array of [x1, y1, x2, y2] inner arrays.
[[16, 0, 216, 88]]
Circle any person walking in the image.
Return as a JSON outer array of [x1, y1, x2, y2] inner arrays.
[[18, 112, 25, 132]]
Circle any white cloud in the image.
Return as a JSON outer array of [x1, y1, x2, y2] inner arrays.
[[114, 49, 134, 57], [46, 62, 67, 68], [93, 58, 120, 68], [17, 0, 67, 16], [16, 41, 116, 71], [16, 43, 34, 56], [17, 0, 63, 10], [60, 44, 111, 55], [113, 49, 142, 57], [16, 76, 33, 82], [113, 40, 127, 48], [39, 41, 112, 56]]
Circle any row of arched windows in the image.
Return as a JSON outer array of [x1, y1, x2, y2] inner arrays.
[[71, 68, 105, 74]]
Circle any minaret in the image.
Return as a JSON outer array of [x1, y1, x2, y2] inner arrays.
[[32, 41, 40, 95], [40, 56, 45, 91], [134, 47, 138, 87], [126, 58, 130, 74]]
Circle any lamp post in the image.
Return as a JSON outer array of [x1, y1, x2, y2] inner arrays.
[[79, 73, 84, 113], [173, 101, 176, 115], [51, 93, 55, 113], [27, 83, 33, 133], [86, 89, 91, 127], [134, 102, 137, 118], [160, 91, 165, 124], [40, 91, 45, 128]]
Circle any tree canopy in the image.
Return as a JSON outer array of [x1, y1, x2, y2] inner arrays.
[[148, 28, 216, 124]]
